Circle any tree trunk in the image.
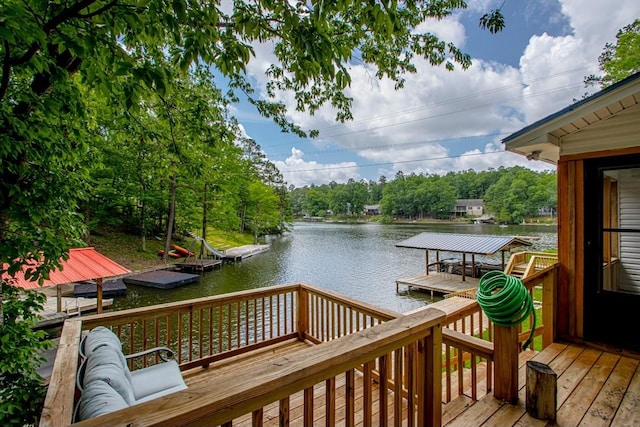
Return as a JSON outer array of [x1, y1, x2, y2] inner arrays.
[[201, 184, 207, 258], [162, 174, 177, 263], [140, 201, 146, 252]]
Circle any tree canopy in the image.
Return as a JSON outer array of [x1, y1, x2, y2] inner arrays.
[[585, 19, 640, 88], [0, 0, 505, 281], [289, 167, 557, 223]]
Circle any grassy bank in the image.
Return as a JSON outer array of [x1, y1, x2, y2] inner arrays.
[[87, 227, 254, 272]]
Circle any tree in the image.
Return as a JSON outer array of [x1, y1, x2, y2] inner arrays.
[[1, 0, 505, 281], [585, 19, 640, 88], [244, 181, 281, 244], [0, 2, 504, 419], [0, 283, 52, 426]]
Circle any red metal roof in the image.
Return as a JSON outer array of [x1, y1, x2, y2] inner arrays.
[[3, 247, 130, 290]]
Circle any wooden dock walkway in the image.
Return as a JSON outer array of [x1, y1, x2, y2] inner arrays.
[[396, 272, 479, 296], [224, 244, 270, 261], [38, 294, 113, 328], [177, 258, 222, 272]]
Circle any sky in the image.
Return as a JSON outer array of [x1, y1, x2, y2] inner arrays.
[[230, 0, 640, 188]]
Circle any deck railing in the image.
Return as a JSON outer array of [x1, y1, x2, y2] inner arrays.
[[40, 283, 402, 426], [439, 263, 558, 403], [40, 267, 558, 426]]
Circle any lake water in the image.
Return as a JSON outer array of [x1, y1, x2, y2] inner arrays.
[[111, 222, 557, 314]]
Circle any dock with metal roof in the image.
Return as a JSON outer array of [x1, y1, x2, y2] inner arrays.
[[394, 232, 531, 295]]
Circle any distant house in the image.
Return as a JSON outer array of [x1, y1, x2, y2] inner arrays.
[[453, 199, 483, 217], [363, 204, 381, 215]]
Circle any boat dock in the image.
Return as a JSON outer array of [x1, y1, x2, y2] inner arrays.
[[223, 244, 270, 262], [396, 272, 479, 297], [177, 258, 223, 272], [38, 293, 114, 328], [123, 270, 200, 289]]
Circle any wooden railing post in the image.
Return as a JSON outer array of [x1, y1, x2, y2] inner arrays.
[[297, 286, 309, 341], [493, 324, 519, 403], [424, 325, 442, 427], [542, 268, 557, 348]]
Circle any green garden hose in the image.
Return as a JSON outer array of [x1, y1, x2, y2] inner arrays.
[[477, 270, 535, 350]]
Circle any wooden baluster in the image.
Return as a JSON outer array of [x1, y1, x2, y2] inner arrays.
[[407, 343, 415, 427], [304, 387, 314, 426], [297, 287, 308, 340], [326, 377, 335, 427], [252, 408, 263, 427], [471, 353, 477, 400], [279, 397, 289, 427], [245, 300, 249, 346], [345, 369, 355, 427], [139, 320, 146, 367], [283, 293, 288, 334], [261, 298, 265, 342], [208, 306, 213, 355], [542, 269, 556, 348], [364, 360, 373, 426], [199, 308, 204, 360], [379, 354, 388, 426], [445, 344, 452, 402], [188, 310, 194, 362], [394, 348, 403, 427]]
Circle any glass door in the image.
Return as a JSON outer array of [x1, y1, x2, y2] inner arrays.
[[584, 154, 640, 350]]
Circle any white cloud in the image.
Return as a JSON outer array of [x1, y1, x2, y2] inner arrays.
[[273, 148, 360, 187], [235, 0, 640, 185]]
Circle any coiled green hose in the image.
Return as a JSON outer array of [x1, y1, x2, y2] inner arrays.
[[477, 270, 535, 350]]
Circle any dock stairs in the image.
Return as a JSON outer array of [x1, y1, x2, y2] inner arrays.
[[504, 252, 558, 279]]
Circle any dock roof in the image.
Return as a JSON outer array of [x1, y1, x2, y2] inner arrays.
[[3, 247, 130, 290], [395, 232, 531, 255]]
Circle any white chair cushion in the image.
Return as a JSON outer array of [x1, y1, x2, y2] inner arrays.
[[83, 345, 135, 404], [83, 326, 122, 357], [78, 380, 128, 421], [130, 360, 187, 401]]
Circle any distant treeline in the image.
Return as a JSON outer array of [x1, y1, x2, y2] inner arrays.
[[289, 166, 557, 224]]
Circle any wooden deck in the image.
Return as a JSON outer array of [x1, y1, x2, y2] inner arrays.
[[396, 272, 479, 296], [178, 258, 223, 272], [445, 342, 640, 427], [38, 295, 114, 328], [224, 244, 270, 261]]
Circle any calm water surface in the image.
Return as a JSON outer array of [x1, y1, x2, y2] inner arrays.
[[112, 222, 557, 314]]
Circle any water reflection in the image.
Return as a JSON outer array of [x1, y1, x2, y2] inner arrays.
[[112, 222, 557, 314]]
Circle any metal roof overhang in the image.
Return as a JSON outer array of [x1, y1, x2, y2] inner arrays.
[[3, 247, 130, 290], [502, 72, 640, 165], [395, 232, 531, 255]]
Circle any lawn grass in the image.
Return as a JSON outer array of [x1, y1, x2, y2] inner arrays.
[[85, 226, 254, 272]]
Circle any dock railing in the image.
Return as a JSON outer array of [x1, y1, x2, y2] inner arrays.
[[439, 263, 558, 403]]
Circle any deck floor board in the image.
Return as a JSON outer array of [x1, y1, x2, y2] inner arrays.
[[445, 343, 640, 427]]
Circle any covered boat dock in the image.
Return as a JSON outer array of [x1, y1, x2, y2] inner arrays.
[[395, 232, 531, 295]]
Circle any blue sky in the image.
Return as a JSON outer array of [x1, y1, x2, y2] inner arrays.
[[230, 0, 640, 187]]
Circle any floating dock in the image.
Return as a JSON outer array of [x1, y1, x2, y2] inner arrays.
[[177, 259, 223, 272], [123, 270, 200, 289], [224, 244, 270, 262], [73, 279, 127, 298]]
